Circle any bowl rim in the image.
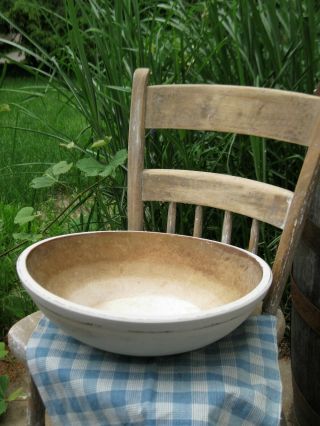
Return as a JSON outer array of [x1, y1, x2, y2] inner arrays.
[[16, 230, 273, 324]]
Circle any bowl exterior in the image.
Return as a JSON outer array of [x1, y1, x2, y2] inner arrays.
[[31, 290, 266, 356], [17, 231, 272, 356]]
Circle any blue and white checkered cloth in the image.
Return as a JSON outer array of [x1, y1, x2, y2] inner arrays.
[[27, 315, 281, 425]]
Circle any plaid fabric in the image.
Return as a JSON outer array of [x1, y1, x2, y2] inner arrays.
[[27, 315, 281, 426]]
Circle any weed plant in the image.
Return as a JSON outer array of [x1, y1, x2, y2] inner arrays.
[[0, 0, 319, 330], [0, 78, 86, 204]]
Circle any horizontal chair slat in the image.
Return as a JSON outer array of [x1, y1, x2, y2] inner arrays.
[[145, 85, 320, 146], [142, 169, 293, 229]]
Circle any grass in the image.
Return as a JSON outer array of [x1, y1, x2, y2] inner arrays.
[[0, 76, 87, 205], [0, 202, 35, 338], [0, 76, 89, 338]]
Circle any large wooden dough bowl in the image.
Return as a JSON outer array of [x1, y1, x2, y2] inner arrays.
[[17, 231, 272, 356]]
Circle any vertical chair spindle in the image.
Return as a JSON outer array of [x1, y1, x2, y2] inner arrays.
[[248, 219, 259, 254], [221, 211, 232, 244], [166, 202, 177, 233], [193, 205, 203, 238]]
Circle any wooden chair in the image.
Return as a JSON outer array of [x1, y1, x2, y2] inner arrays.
[[8, 68, 320, 425]]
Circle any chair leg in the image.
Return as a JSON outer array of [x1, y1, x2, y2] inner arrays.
[[280, 409, 287, 425], [27, 374, 45, 426]]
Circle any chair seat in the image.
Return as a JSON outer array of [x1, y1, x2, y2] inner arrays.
[[8, 311, 43, 363], [26, 315, 282, 425]]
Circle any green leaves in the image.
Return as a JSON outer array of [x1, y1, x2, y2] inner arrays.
[[3, 296, 29, 318], [52, 161, 73, 176], [76, 157, 105, 176], [30, 161, 73, 189], [60, 141, 76, 150], [100, 149, 127, 177], [76, 149, 127, 177], [14, 207, 38, 225], [0, 343, 7, 359], [0, 376, 9, 414], [0, 343, 25, 416], [29, 151, 126, 187], [91, 137, 109, 149], [13, 233, 43, 242], [0, 357, 9, 415], [0, 398, 7, 416], [6, 387, 25, 402], [0, 376, 9, 400], [30, 175, 56, 189]]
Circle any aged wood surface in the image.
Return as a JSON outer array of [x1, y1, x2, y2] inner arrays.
[[8, 312, 45, 425], [8, 311, 42, 363], [248, 219, 259, 254], [145, 85, 320, 146], [127, 68, 149, 230], [193, 205, 203, 238], [142, 169, 293, 229], [263, 117, 320, 314], [27, 375, 45, 426], [221, 211, 232, 244], [166, 202, 177, 234]]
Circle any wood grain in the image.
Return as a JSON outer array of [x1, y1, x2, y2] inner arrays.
[[264, 117, 320, 314], [127, 68, 150, 230], [142, 169, 293, 229], [248, 219, 259, 254], [166, 202, 177, 233], [145, 85, 320, 146], [221, 211, 232, 244], [193, 205, 203, 238], [27, 374, 45, 426]]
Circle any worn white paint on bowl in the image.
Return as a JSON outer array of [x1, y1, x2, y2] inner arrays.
[[17, 231, 272, 356]]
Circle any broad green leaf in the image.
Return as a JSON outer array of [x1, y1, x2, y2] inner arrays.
[[100, 149, 127, 177], [110, 149, 127, 167], [0, 376, 9, 399], [0, 398, 7, 415], [76, 158, 105, 177], [30, 162, 70, 189], [30, 175, 56, 189], [0, 104, 10, 113], [13, 233, 43, 242], [0, 342, 7, 359], [14, 207, 36, 225], [99, 164, 113, 177], [7, 387, 25, 402], [51, 161, 73, 176]]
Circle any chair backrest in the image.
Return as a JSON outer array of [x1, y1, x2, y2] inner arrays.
[[127, 68, 320, 316]]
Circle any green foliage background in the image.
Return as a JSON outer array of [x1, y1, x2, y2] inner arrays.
[[0, 0, 65, 58]]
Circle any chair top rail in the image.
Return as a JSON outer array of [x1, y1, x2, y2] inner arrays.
[[142, 169, 293, 229], [145, 84, 320, 146]]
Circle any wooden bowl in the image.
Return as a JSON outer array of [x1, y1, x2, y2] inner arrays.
[[17, 231, 272, 356]]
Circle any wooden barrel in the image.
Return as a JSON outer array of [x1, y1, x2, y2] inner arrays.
[[292, 180, 320, 426]]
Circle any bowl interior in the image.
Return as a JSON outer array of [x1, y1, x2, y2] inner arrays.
[[26, 232, 264, 319]]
